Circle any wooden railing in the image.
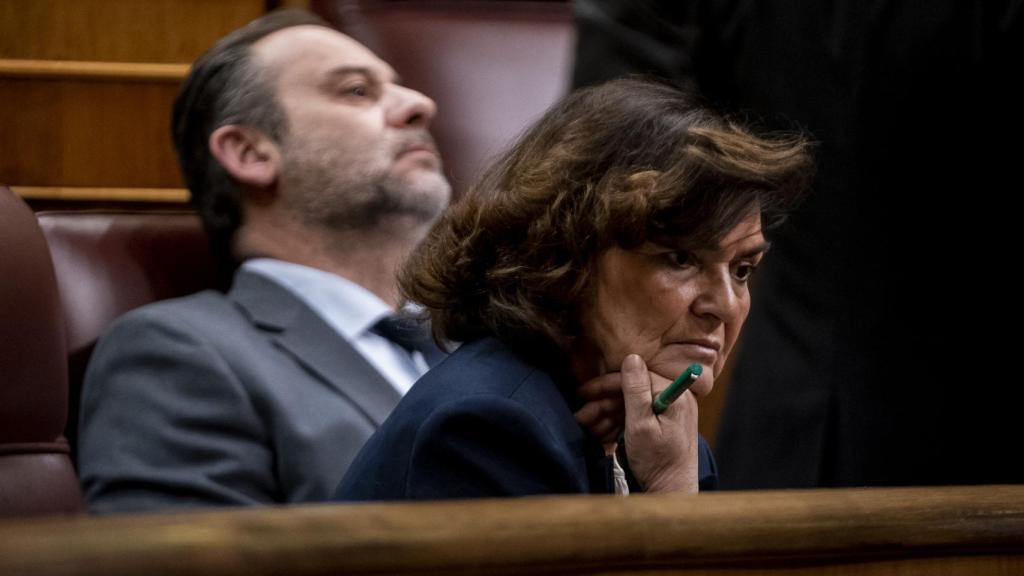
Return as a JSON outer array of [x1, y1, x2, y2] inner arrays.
[[1, 486, 1022, 575]]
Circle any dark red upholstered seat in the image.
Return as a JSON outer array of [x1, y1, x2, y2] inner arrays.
[[36, 210, 218, 465], [0, 186, 83, 517], [322, 0, 574, 197]]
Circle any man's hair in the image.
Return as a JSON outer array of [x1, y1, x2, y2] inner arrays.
[[171, 9, 332, 270], [399, 77, 814, 361]]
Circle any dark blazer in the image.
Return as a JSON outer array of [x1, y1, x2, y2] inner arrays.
[[78, 269, 402, 512], [335, 337, 716, 501]]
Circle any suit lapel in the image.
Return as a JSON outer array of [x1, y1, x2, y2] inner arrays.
[[229, 269, 401, 427], [542, 358, 614, 494]]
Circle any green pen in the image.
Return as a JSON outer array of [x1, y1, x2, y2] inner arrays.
[[617, 362, 704, 446], [652, 363, 702, 414]]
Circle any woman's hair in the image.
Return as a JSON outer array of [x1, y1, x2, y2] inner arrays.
[[400, 77, 813, 358]]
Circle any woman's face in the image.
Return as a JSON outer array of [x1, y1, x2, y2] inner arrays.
[[579, 211, 767, 397]]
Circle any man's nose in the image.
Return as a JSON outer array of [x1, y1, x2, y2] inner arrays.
[[387, 85, 437, 128]]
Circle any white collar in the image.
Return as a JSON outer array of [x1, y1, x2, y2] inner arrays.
[[241, 258, 390, 340]]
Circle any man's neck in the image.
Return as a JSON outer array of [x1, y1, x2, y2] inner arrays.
[[235, 216, 429, 309]]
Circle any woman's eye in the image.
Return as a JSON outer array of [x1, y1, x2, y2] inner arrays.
[[664, 251, 695, 268]]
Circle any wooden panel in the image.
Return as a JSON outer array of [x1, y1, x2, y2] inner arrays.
[[0, 59, 188, 80], [0, 486, 1021, 575], [0, 72, 184, 188], [14, 187, 189, 203], [0, 0, 266, 63]]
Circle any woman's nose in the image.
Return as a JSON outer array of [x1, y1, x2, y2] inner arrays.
[[690, 267, 740, 324]]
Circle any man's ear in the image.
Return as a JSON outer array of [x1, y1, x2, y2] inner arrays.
[[208, 125, 281, 188]]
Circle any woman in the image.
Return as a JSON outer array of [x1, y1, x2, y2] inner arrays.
[[335, 78, 812, 499]]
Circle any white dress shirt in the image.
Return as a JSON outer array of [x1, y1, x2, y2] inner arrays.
[[242, 258, 428, 395]]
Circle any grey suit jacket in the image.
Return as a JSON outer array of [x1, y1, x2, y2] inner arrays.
[[78, 269, 401, 513]]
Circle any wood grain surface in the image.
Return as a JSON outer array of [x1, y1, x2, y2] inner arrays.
[[0, 486, 1021, 576]]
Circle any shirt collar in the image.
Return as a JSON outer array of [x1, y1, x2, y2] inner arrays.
[[241, 258, 390, 340]]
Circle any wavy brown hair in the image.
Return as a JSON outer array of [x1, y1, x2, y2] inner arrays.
[[400, 78, 813, 359]]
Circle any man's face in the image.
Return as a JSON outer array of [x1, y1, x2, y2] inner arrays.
[[252, 25, 451, 230]]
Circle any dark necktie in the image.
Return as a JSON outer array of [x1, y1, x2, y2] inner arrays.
[[370, 314, 445, 368]]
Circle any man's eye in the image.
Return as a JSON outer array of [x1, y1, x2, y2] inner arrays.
[[337, 83, 371, 98], [733, 263, 759, 282]]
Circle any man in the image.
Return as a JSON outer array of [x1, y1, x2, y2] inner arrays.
[[78, 10, 452, 512]]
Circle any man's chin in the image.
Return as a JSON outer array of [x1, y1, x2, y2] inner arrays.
[[381, 172, 451, 221]]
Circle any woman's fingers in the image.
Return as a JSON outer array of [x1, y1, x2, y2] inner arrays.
[[576, 371, 623, 400], [620, 354, 699, 494], [575, 371, 625, 442], [621, 354, 660, 454], [621, 354, 656, 433]]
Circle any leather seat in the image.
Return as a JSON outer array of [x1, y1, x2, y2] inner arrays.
[[0, 186, 83, 517], [36, 210, 218, 464], [324, 0, 574, 197]]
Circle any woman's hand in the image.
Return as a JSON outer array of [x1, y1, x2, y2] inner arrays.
[[574, 371, 625, 451], [621, 354, 699, 493]]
